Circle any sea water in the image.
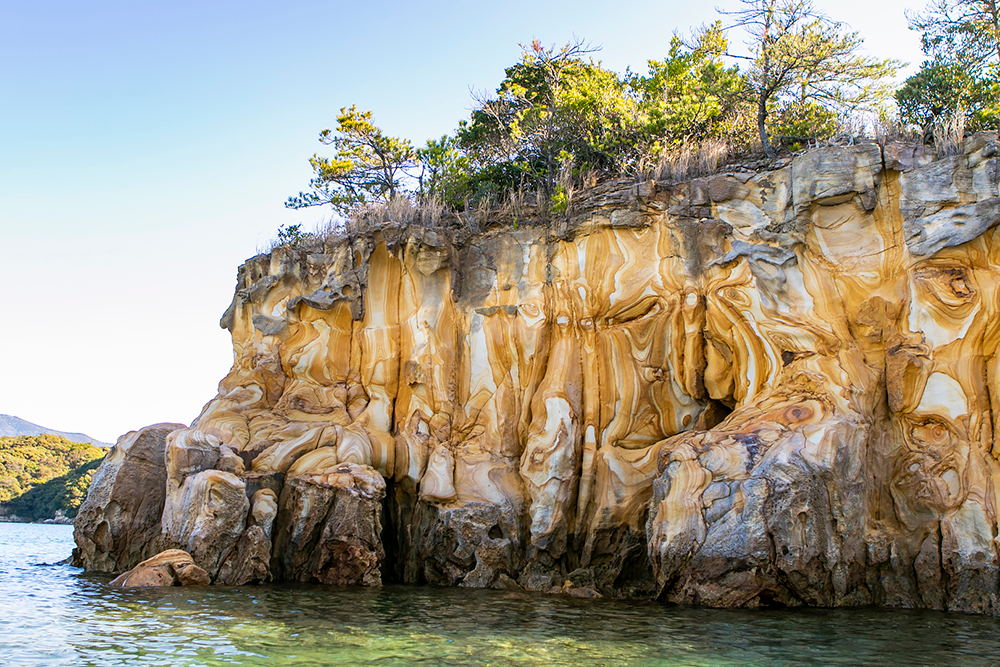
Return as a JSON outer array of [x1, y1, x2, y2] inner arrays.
[[2, 522, 1000, 666]]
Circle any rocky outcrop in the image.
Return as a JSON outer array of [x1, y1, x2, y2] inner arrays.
[[109, 549, 210, 587], [75, 134, 1000, 614], [73, 423, 184, 572]]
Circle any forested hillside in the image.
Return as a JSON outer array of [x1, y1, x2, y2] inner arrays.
[[0, 434, 105, 521]]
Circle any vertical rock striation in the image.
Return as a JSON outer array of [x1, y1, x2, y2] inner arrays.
[[75, 135, 1000, 614]]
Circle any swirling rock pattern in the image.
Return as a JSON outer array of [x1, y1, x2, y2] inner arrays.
[[76, 135, 1000, 613]]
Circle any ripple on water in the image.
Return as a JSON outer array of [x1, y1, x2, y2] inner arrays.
[[2, 523, 1000, 666]]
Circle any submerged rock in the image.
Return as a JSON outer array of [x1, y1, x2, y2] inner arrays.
[[109, 549, 210, 587], [75, 136, 1000, 614]]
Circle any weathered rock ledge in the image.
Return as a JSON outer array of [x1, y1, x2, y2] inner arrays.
[[76, 136, 1000, 614]]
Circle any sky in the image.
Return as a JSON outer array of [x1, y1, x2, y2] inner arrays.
[[0, 0, 927, 444]]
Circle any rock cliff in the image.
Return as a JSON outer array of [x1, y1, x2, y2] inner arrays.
[[76, 135, 1000, 613]]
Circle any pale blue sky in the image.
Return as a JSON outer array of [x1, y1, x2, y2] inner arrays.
[[0, 0, 925, 443]]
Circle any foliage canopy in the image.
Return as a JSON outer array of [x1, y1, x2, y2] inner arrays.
[[285, 14, 905, 223], [722, 0, 900, 156], [899, 0, 1000, 131], [286, 106, 417, 213]]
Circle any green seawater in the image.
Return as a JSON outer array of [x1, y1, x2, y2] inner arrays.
[[2, 523, 1000, 666]]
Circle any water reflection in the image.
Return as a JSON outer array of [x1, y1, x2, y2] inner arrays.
[[2, 523, 999, 666]]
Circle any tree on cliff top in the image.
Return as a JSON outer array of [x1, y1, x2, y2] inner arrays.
[[898, 0, 1000, 132], [721, 0, 899, 157], [286, 106, 417, 213], [288, 27, 899, 221], [458, 34, 746, 202], [637, 24, 748, 150], [909, 0, 1000, 69], [896, 60, 1000, 131], [459, 39, 616, 199], [416, 135, 471, 209]]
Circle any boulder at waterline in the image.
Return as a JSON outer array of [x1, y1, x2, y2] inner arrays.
[[109, 549, 210, 588]]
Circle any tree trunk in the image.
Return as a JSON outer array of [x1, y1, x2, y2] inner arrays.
[[758, 95, 775, 159], [544, 106, 555, 201]]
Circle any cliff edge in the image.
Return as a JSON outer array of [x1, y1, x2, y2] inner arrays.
[[75, 135, 1000, 614]]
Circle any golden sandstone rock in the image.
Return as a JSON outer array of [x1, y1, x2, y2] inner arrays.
[[76, 134, 1000, 613]]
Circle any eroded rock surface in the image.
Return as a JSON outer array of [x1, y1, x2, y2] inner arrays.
[[272, 461, 385, 586], [76, 135, 1000, 613], [73, 423, 185, 572]]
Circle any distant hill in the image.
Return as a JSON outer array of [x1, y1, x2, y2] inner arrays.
[[0, 434, 106, 522], [0, 414, 109, 447]]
